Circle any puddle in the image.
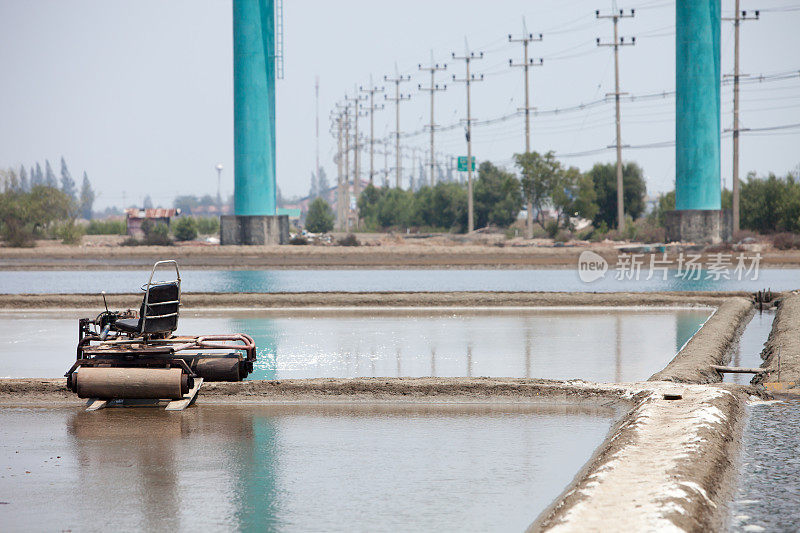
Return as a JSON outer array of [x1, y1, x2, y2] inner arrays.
[[724, 310, 775, 385], [0, 308, 710, 382], [0, 403, 615, 532], [731, 399, 800, 531]]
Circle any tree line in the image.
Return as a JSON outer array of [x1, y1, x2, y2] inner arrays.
[[1, 157, 95, 220]]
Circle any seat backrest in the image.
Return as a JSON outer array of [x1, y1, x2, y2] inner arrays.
[[140, 281, 180, 334]]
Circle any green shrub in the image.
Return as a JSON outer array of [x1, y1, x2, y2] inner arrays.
[[554, 229, 572, 243], [337, 233, 360, 246], [545, 220, 559, 238], [306, 198, 334, 233], [195, 216, 219, 235], [173, 217, 198, 241], [86, 219, 126, 235], [54, 220, 84, 245]]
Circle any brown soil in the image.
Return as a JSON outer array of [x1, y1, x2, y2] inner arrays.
[[0, 236, 789, 269], [754, 292, 800, 384], [0, 290, 754, 310], [649, 297, 755, 383]]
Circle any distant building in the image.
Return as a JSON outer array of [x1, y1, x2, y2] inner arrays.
[[125, 208, 181, 238]]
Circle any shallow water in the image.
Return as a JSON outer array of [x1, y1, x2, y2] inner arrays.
[[0, 403, 615, 532], [0, 267, 791, 294], [724, 310, 775, 385], [0, 308, 710, 382], [731, 400, 800, 531]]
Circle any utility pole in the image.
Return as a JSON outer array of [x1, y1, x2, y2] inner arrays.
[[384, 69, 412, 188], [724, 5, 759, 234], [452, 44, 484, 233], [383, 138, 389, 187], [340, 101, 352, 231], [509, 22, 543, 239], [418, 52, 447, 187], [345, 89, 366, 228], [315, 76, 320, 197], [360, 78, 385, 186], [332, 106, 345, 230], [596, 7, 635, 232]]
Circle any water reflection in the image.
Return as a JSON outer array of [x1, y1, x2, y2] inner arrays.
[[0, 268, 795, 294], [178, 309, 710, 383], [0, 309, 710, 382], [0, 404, 619, 531]]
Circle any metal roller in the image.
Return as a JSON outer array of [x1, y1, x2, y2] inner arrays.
[[71, 367, 191, 400], [194, 356, 242, 382]]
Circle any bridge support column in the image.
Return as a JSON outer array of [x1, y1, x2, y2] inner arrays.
[[667, 0, 730, 243], [223, 0, 286, 245]]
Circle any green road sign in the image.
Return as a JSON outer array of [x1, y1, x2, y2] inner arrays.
[[457, 156, 476, 171]]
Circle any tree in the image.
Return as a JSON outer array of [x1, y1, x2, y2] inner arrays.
[[32, 163, 43, 187], [60, 156, 76, 200], [317, 167, 329, 194], [19, 166, 29, 192], [357, 184, 386, 230], [0, 185, 75, 246], [587, 162, 647, 229], [143, 195, 153, 209], [174, 195, 200, 214], [474, 161, 523, 228], [308, 170, 318, 198], [515, 151, 561, 232], [79, 172, 95, 220], [45, 160, 58, 188], [305, 197, 334, 233], [173, 217, 198, 241], [740, 172, 800, 233], [573, 171, 599, 223]]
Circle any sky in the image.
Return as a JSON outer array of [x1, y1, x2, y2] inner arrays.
[[0, 0, 798, 210]]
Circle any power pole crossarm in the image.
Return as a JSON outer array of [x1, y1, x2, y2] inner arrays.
[[384, 72, 412, 189], [596, 7, 635, 232], [451, 47, 484, 233], [419, 54, 447, 187], [723, 6, 759, 235]]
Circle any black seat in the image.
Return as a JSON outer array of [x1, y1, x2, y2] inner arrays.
[[114, 282, 180, 335]]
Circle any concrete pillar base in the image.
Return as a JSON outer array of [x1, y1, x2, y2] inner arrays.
[[220, 215, 289, 245], [665, 210, 732, 244]]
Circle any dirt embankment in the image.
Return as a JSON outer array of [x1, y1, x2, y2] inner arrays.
[[0, 290, 748, 310], [0, 377, 630, 406], [649, 297, 754, 383], [0, 238, 792, 269], [534, 385, 750, 532], [753, 292, 800, 385]]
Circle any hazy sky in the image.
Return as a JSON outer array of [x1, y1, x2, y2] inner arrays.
[[1, 0, 798, 209]]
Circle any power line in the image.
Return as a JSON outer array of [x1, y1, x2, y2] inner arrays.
[[384, 68, 412, 188]]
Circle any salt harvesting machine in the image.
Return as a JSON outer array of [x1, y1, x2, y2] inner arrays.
[[64, 260, 256, 411]]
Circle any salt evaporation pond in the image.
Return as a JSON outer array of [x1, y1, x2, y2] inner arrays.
[[0, 308, 710, 382], [0, 267, 792, 294], [0, 403, 616, 532]]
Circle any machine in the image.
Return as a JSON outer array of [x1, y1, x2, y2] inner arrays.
[[64, 260, 256, 410]]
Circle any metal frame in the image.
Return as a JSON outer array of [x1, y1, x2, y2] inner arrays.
[[140, 259, 181, 335]]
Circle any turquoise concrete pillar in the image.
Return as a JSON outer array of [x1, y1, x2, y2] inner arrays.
[[233, 0, 276, 216], [676, 0, 721, 210]]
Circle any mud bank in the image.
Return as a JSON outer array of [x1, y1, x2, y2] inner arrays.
[[0, 377, 631, 406], [754, 292, 800, 385], [535, 384, 750, 532], [0, 290, 751, 310], [1, 241, 797, 269], [649, 297, 754, 383]]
